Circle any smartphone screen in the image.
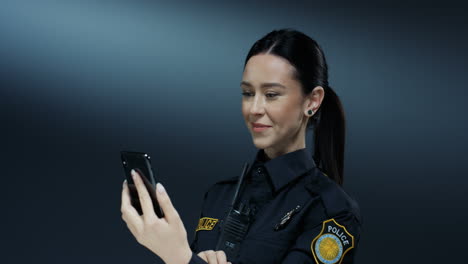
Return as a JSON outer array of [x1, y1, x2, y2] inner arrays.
[[120, 151, 164, 218]]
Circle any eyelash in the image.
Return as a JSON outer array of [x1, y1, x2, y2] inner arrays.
[[242, 92, 278, 98]]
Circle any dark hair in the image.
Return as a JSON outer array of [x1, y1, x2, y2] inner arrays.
[[243, 28, 346, 186]]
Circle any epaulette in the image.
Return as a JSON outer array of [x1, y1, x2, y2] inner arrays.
[[305, 168, 359, 220], [214, 176, 238, 185], [201, 176, 239, 203], [202, 176, 238, 196], [304, 167, 328, 195], [320, 178, 359, 220]]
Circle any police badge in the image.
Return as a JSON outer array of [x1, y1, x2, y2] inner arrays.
[[311, 218, 354, 264]]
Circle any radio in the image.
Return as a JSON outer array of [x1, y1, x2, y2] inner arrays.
[[215, 162, 252, 261]]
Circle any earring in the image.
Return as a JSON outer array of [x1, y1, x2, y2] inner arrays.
[[308, 109, 314, 116]]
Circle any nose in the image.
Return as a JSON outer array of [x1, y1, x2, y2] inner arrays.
[[250, 94, 265, 115]]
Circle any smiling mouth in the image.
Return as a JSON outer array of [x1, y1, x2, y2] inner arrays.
[[252, 126, 270, 132]]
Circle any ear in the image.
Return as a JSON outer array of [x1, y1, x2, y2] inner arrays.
[[304, 86, 325, 116]]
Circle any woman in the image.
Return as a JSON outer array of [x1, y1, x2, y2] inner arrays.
[[121, 28, 362, 264]]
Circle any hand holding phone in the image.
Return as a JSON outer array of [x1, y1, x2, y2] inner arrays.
[[120, 151, 164, 218], [120, 157, 194, 264]]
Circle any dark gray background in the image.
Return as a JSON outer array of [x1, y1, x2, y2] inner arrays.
[[2, 0, 467, 263]]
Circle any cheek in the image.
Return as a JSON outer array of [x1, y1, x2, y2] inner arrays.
[[269, 109, 287, 125], [270, 104, 302, 130]]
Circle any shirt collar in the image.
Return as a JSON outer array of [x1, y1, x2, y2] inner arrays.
[[248, 148, 317, 192]]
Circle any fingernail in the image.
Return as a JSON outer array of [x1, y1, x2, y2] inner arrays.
[[131, 169, 136, 179], [156, 182, 165, 194], [123, 179, 127, 186]]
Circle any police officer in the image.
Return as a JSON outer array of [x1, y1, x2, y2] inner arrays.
[[121, 28, 362, 264]]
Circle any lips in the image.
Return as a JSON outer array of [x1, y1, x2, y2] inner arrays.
[[252, 122, 272, 128]]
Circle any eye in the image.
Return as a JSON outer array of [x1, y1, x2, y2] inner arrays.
[[266, 93, 278, 98], [242, 92, 253, 97]]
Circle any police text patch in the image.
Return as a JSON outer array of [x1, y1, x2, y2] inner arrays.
[[311, 219, 354, 264], [196, 217, 219, 232]]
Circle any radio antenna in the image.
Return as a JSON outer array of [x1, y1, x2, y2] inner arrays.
[[230, 162, 250, 207]]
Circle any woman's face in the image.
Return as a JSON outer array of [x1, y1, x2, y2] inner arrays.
[[241, 53, 314, 157]]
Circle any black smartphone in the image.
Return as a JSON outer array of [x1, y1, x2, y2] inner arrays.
[[120, 151, 164, 218]]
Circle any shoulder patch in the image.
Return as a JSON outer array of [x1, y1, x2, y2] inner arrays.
[[195, 217, 219, 232], [311, 219, 354, 264]]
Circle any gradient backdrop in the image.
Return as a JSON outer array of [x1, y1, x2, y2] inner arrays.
[[2, 0, 467, 263]]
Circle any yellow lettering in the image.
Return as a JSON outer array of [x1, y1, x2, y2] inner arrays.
[[195, 217, 219, 232]]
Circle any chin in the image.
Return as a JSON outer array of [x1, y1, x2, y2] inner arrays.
[[251, 136, 272, 149]]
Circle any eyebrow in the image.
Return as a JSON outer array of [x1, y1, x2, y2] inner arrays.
[[240, 81, 287, 89]]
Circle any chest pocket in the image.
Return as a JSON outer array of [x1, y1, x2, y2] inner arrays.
[[236, 196, 313, 263]]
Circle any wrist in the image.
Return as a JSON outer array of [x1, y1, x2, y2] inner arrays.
[[164, 246, 193, 264]]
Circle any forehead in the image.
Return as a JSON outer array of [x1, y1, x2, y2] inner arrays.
[[242, 54, 297, 86]]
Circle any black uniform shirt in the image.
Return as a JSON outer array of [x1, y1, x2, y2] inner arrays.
[[188, 148, 362, 264], [240, 149, 274, 221]]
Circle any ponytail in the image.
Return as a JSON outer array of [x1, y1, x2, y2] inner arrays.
[[312, 86, 346, 186]]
